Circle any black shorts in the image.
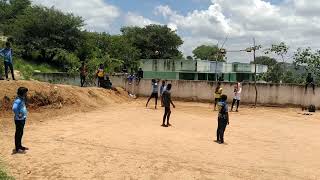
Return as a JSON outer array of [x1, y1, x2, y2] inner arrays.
[[98, 77, 104, 81], [150, 92, 158, 99]]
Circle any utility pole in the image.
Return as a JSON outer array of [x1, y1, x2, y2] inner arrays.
[[253, 38, 258, 107]]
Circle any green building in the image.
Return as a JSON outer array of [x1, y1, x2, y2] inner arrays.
[[141, 59, 268, 82]]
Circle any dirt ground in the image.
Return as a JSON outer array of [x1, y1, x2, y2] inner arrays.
[[1, 95, 320, 180]]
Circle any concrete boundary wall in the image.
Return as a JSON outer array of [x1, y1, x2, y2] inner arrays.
[[110, 76, 320, 107], [32, 73, 320, 107]]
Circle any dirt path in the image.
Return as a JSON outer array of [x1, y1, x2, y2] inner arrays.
[[1, 100, 320, 180]]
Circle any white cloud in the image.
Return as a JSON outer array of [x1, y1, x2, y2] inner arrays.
[[31, 0, 120, 32], [124, 12, 159, 27], [155, 0, 320, 62], [31, 0, 320, 62]]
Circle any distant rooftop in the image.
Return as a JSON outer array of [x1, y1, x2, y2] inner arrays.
[[141, 59, 268, 74]]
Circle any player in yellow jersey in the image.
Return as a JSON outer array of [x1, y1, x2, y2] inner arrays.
[[214, 82, 223, 111]]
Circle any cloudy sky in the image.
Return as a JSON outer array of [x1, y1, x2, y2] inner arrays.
[[31, 0, 320, 62]]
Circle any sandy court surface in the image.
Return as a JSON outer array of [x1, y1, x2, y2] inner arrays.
[[1, 99, 320, 180]]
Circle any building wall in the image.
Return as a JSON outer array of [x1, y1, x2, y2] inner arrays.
[[33, 72, 82, 86], [110, 76, 320, 107]]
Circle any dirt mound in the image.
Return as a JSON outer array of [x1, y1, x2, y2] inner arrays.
[[0, 80, 130, 113]]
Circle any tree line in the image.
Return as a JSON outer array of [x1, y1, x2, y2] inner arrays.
[[0, 0, 183, 76]]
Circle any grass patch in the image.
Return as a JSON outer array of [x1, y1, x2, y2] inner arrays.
[[0, 165, 14, 180], [0, 58, 60, 80], [14, 58, 59, 73]]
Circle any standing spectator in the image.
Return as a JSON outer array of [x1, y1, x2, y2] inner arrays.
[[127, 73, 134, 85], [305, 73, 315, 94], [79, 62, 88, 87], [160, 80, 166, 107], [162, 84, 175, 127], [231, 82, 242, 112], [137, 67, 144, 83], [12, 87, 29, 153], [146, 79, 160, 109], [96, 64, 105, 87], [0, 42, 15, 80]]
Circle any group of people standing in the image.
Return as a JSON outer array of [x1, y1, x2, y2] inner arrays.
[[213, 81, 241, 144], [145, 79, 175, 127], [214, 81, 242, 112], [144, 79, 241, 144], [79, 63, 112, 89]]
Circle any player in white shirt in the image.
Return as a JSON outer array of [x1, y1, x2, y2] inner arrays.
[[231, 82, 242, 112]]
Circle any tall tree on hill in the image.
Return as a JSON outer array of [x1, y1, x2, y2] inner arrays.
[[0, 0, 31, 33], [192, 45, 225, 61], [121, 24, 183, 59], [8, 6, 84, 68]]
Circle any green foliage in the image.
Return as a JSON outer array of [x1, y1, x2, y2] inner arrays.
[[294, 48, 320, 85], [186, 56, 193, 60], [294, 48, 320, 76], [2, 2, 185, 79], [121, 24, 183, 59], [13, 58, 59, 79], [259, 62, 307, 84], [260, 63, 283, 83], [282, 70, 305, 84], [251, 56, 277, 67], [265, 42, 289, 63], [0, 0, 31, 33], [9, 6, 83, 60], [192, 45, 224, 61], [0, 164, 14, 180], [107, 35, 140, 69]]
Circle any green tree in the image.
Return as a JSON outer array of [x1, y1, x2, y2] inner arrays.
[[294, 48, 320, 84], [261, 63, 282, 83], [265, 42, 289, 64], [107, 35, 140, 69], [0, 0, 31, 33], [121, 24, 183, 59], [264, 42, 289, 82], [8, 6, 84, 69], [192, 45, 224, 61], [251, 56, 277, 67], [186, 56, 193, 60]]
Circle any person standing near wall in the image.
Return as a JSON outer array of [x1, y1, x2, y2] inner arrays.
[[162, 84, 175, 127], [12, 87, 29, 154], [305, 73, 315, 94], [146, 79, 160, 109], [0, 42, 15, 80], [96, 64, 105, 87], [160, 80, 166, 107], [137, 67, 144, 84], [79, 62, 88, 87], [231, 82, 242, 112], [214, 82, 223, 111]]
